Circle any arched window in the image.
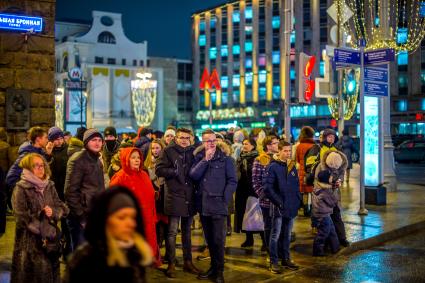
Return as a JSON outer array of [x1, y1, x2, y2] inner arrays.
[[98, 31, 116, 44]]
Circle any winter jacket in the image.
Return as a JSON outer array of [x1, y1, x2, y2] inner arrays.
[[337, 135, 355, 169], [102, 140, 120, 171], [50, 143, 69, 200], [155, 143, 196, 217], [311, 187, 338, 218], [263, 157, 301, 219], [189, 142, 237, 216], [109, 148, 159, 264], [313, 150, 348, 209], [64, 149, 105, 223], [67, 137, 84, 158], [134, 136, 151, 160], [295, 138, 316, 193], [11, 179, 68, 283], [252, 153, 273, 208], [6, 144, 48, 190], [235, 150, 258, 232]]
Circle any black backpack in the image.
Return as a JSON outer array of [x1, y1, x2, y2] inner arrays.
[[303, 144, 321, 186]]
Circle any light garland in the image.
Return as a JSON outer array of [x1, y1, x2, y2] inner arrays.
[[131, 78, 157, 127]]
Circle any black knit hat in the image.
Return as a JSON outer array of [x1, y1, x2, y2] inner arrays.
[[104, 126, 117, 138], [83, 128, 103, 145], [140, 127, 153, 137], [48, 127, 64, 141], [76, 127, 87, 142]]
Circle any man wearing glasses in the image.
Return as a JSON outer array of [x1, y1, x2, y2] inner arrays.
[[190, 129, 237, 283], [156, 128, 199, 278]]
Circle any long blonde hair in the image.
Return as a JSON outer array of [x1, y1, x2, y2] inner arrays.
[[144, 139, 165, 169]]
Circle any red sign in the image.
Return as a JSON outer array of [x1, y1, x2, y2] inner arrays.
[[200, 68, 221, 91], [416, 113, 424, 121], [330, 119, 337, 128], [304, 56, 316, 102]]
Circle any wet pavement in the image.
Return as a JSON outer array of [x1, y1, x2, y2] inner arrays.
[[395, 163, 425, 186], [1, 164, 425, 282]]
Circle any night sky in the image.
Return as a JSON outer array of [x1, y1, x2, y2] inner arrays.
[[56, 0, 227, 59]]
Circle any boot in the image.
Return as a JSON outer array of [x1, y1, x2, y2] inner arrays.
[[183, 260, 200, 274], [166, 263, 177, 278], [197, 267, 217, 280], [303, 204, 311, 217], [215, 272, 225, 283]]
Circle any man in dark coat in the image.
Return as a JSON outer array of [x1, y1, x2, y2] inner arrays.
[[135, 127, 153, 159], [48, 126, 72, 257], [6, 126, 51, 191], [156, 128, 199, 278], [102, 126, 120, 171], [264, 141, 301, 274], [64, 128, 105, 250], [190, 129, 237, 283]]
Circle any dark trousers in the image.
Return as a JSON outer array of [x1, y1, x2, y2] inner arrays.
[[269, 216, 294, 264], [166, 216, 193, 263], [313, 216, 339, 255], [330, 206, 347, 242], [201, 215, 226, 273], [260, 207, 271, 250], [67, 216, 84, 251], [61, 218, 72, 258]]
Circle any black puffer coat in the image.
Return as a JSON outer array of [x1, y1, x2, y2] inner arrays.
[[155, 144, 196, 217], [64, 149, 105, 224], [50, 143, 68, 200]]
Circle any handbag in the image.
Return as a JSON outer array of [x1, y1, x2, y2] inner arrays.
[[242, 196, 264, 232], [39, 213, 64, 260]]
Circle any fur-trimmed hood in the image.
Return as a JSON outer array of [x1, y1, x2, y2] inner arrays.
[[193, 141, 231, 157], [315, 150, 348, 190]]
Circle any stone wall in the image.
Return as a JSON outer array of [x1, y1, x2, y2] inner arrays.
[[0, 0, 56, 146]]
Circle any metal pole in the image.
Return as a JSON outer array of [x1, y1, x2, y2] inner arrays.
[[336, 0, 344, 136], [80, 78, 83, 127], [283, 0, 292, 142], [358, 43, 368, 215]]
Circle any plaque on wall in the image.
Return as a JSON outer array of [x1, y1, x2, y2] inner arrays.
[[6, 88, 31, 130]]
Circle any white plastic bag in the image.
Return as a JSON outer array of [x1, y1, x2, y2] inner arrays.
[[242, 196, 264, 231]]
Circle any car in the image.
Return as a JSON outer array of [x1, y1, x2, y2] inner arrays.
[[394, 140, 425, 162]]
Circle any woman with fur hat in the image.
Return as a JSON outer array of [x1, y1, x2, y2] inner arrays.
[[109, 147, 160, 267], [64, 186, 153, 283], [295, 126, 317, 216]]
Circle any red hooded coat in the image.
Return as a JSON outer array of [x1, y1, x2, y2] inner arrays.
[[109, 147, 160, 265]]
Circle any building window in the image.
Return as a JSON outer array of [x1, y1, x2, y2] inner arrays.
[[75, 53, 80, 67], [258, 55, 266, 66], [221, 76, 228, 88], [398, 74, 408, 88], [233, 74, 240, 87], [62, 55, 68, 71], [107, 58, 116, 65], [272, 16, 280, 29], [290, 69, 296, 80], [245, 6, 253, 19], [200, 21, 205, 31], [397, 51, 408, 65], [98, 31, 116, 44], [259, 70, 267, 83], [259, 87, 266, 100], [397, 28, 408, 44], [422, 98, 425, 111], [233, 11, 240, 22], [210, 17, 216, 29], [272, 51, 280, 64], [95, 56, 103, 64], [221, 45, 228, 57], [245, 41, 253, 52], [133, 59, 137, 66], [320, 61, 325, 77], [246, 72, 253, 85], [246, 58, 253, 68], [199, 34, 206, 46], [122, 59, 126, 65], [140, 60, 144, 67], [395, 100, 408, 112], [233, 45, 240, 55], [209, 47, 217, 59]]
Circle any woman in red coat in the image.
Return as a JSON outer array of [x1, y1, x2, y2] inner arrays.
[[110, 147, 160, 267], [295, 126, 316, 217]]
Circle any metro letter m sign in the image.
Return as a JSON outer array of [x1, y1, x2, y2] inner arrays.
[[200, 68, 221, 91]]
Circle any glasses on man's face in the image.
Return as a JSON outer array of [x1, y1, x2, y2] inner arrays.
[[203, 139, 217, 144], [33, 163, 45, 170], [177, 136, 191, 141]]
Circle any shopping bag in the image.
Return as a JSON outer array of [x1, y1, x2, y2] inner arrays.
[[242, 196, 264, 231]]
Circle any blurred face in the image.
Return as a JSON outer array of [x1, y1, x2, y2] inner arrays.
[[279, 146, 292, 161], [326, 134, 335, 144], [146, 133, 152, 140], [164, 133, 175, 145], [105, 135, 116, 141], [202, 133, 217, 150], [129, 151, 141, 171], [242, 140, 255, 153], [35, 133, 48, 148], [151, 142, 162, 158], [87, 137, 103, 153], [52, 137, 64, 148], [32, 156, 45, 179], [64, 135, 71, 144], [176, 132, 191, 148], [267, 138, 279, 154], [106, 207, 137, 242]]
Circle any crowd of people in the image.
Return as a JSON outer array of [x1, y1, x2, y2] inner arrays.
[[0, 124, 357, 283]]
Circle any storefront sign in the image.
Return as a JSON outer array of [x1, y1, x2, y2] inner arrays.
[[0, 13, 43, 32], [196, 107, 254, 121]]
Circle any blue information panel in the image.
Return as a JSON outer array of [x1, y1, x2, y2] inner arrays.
[[364, 49, 395, 65], [365, 66, 388, 83], [363, 96, 381, 186], [364, 82, 388, 97], [334, 48, 361, 69], [364, 64, 389, 97], [0, 13, 43, 32]]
